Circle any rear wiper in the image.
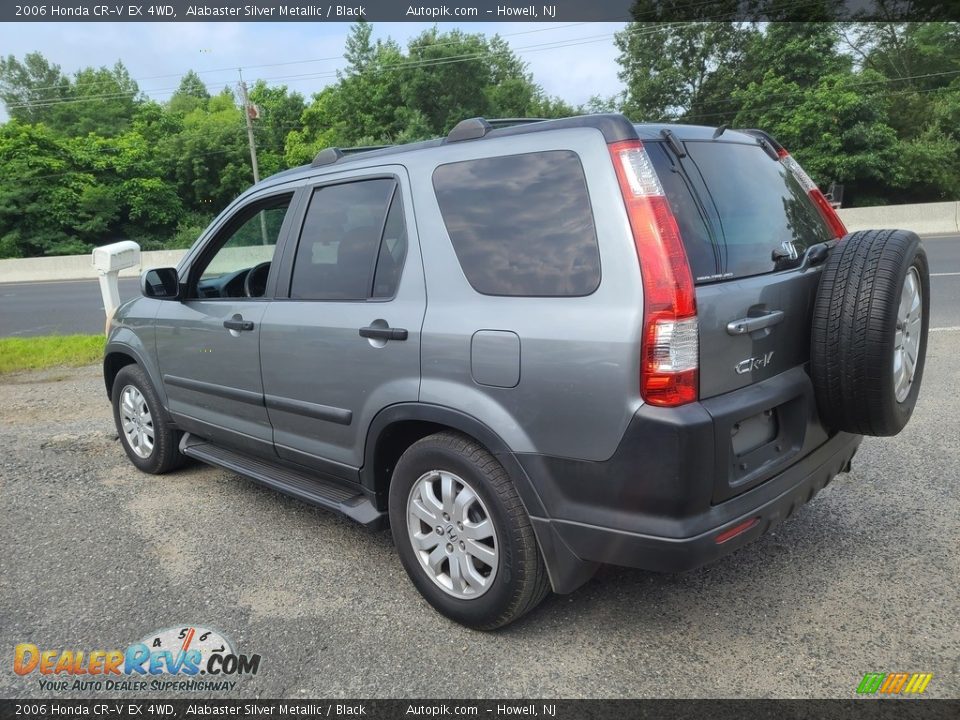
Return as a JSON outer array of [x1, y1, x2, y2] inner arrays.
[[756, 136, 780, 161], [660, 129, 687, 158], [791, 241, 833, 271], [772, 241, 833, 271]]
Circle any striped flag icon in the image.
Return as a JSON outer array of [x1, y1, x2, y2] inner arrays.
[[857, 672, 933, 694]]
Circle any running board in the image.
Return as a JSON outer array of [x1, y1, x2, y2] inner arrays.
[[179, 434, 385, 529]]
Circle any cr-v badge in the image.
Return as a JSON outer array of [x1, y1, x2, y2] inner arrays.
[[736, 351, 775, 375]]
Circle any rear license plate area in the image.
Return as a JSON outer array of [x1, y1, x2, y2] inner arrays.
[[711, 395, 807, 504]]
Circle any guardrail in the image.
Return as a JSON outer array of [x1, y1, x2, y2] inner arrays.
[[0, 201, 957, 284]]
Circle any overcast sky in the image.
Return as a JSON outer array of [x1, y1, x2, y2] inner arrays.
[[0, 21, 626, 119]]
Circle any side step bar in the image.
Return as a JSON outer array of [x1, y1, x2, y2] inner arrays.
[[179, 434, 385, 529]]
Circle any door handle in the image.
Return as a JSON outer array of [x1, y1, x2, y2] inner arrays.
[[359, 326, 408, 341], [726, 310, 784, 335], [223, 316, 255, 332]]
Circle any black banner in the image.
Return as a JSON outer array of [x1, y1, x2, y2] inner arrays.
[[2, 0, 959, 23], [2, 699, 960, 720]]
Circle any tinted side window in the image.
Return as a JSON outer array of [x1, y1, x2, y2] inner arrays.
[[372, 192, 407, 298], [290, 179, 396, 300], [433, 151, 600, 297]]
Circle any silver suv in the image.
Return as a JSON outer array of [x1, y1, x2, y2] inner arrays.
[[104, 114, 929, 629]]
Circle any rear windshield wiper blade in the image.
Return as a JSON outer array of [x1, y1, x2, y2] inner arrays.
[[660, 129, 687, 158]]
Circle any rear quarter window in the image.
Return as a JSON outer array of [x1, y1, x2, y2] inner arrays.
[[432, 150, 600, 297]]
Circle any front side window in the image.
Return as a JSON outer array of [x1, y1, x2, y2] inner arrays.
[[432, 151, 601, 297], [289, 179, 401, 301], [193, 194, 292, 299]]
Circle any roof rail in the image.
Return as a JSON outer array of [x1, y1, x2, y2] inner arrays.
[[311, 144, 394, 167], [311, 147, 344, 167], [341, 145, 393, 155], [486, 118, 548, 128], [447, 117, 492, 142], [446, 116, 548, 143]]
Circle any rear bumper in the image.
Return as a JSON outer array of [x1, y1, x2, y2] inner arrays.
[[517, 367, 863, 592], [530, 430, 860, 579]]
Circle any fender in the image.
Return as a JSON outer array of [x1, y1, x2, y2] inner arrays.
[[103, 332, 167, 409], [361, 402, 547, 518]]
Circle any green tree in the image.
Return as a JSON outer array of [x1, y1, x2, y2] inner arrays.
[[286, 22, 574, 166], [613, 22, 755, 122], [68, 62, 140, 136], [0, 52, 71, 126], [248, 81, 305, 176], [160, 88, 248, 212], [0, 53, 139, 136], [169, 70, 210, 115]]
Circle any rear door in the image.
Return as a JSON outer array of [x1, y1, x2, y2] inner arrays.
[[646, 136, 841, 502], [646, 138, 835, 400], [258, 168, 425, 477]]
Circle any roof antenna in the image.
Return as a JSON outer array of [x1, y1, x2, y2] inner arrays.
[[712, 124, 727, 139]]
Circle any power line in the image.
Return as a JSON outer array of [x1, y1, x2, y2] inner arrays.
[[11, 21, 600, 95], [5, 27, 658, 110], [660, 83, 960, 124], [2, 0, 869, 105]]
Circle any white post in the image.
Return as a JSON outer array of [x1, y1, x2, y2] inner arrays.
[[91, 241, 141, 331], [97, 270, 122, 317]]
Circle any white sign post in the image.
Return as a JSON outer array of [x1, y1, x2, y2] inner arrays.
[[91, 241, 141, 330]]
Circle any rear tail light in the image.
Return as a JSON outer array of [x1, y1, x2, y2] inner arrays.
[[777, 149, 847, 239], [609, 140, 698, 407]]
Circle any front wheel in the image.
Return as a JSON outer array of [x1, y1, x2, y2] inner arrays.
[[388, 432, 549, 630], [112, 364, 185, 474]]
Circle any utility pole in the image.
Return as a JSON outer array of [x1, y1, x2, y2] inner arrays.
[[238, 70, 260, 183], [238, 69, 268, 245]]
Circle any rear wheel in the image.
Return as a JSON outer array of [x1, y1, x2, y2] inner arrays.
[[811, 229, 930, 436], [388, 432, 549, 629], [112, 364, 185, 474]]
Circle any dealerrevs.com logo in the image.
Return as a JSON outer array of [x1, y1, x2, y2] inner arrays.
[[13, 626, 262, 692]]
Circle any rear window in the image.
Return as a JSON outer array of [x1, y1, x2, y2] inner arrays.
[[647, 140, 833, 284], [432, 151, 600, 297]]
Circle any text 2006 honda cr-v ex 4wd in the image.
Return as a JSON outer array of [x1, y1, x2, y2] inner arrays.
[[104, 114, 929, 629]]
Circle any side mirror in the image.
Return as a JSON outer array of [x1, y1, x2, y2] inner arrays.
[[140, 267, 180, 300]]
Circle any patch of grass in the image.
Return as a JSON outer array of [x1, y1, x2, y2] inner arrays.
[[0, 335, 105, 374]]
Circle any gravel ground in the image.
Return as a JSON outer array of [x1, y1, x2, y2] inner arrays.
[[1, 332, 958, 699]]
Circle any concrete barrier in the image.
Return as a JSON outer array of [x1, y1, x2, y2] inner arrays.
[[0, 201, 957, 284], [837, 201, 960, 235], [0, 248, 189, 284]]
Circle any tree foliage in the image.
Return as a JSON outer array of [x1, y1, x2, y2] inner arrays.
[[0, 22, 957, 258], [284, 23, 576, 164], [613, 21, 960, 206]]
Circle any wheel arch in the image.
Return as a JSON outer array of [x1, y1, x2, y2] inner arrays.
[[361, 403, 546, 519], [363, 403, 597, 595], [103, 335, 166, 408]]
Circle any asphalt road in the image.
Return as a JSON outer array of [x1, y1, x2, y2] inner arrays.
[[1, 233, 959, 336], [1, 337, 958, 699], [0, 277, 141, 337]]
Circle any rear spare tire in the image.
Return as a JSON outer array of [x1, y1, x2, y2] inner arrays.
[[811, 229, 929, 436]]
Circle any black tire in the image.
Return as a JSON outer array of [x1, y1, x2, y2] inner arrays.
[[811, 229, 930, 436], [388, 432, 550, 630], [111, 364, 185, 474]]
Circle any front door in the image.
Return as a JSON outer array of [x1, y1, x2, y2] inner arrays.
[[259, 171, 425, 477], [156, 191, 297, 457]]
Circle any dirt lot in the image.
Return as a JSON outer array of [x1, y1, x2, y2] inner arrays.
[[1, 332, 958, 699]]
